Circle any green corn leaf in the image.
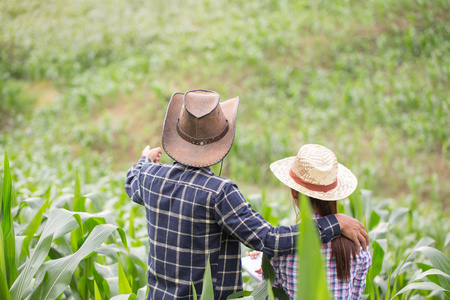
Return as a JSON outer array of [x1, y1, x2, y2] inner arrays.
[[70, 214, 84, 252], [129, 206, 136, 239], [95, 244, 144, 270], [371, 240, 386, 278], [0, 177, 2, 222], [4, 231, 16, 285], [413, 246, 450, 274], [249, 279, 268, 299], [192, 282, 197, 299], [200, 256, 214, 300], [10, 209, 80, 300], [365, 239, 386, 298], [411, 269, 450, 282], [73, 173, 88, 213], [74, 196, 87, 213], [21, 197, 50, 258], [94, 262, 118, 297], [0, 226, 5, 284], [388, 207, 409, 227], [297, 195, 331, 300], [366, 239, 387, 299], [74, 171, 81, 204], [110, 294, 138, 300], [1, 151, 16, 286], [261, 254, 276, 300], [93, 267, 107, 297], [94, 280, 102, 300], [272, 287, 289, 300], [413, 237, 435, 250], [413, 246, 450, 291], [226, 290, 252, 299], [267, 280, 275, 300], [390, 282, 447, 300], [349, 192, 362, 221], [118, 261, 132, 294], [417, 263, 441, 287], [78, 255, 94, 300], [0, 259, 11, 300], [369, 210, 381, 230], [136, 286, 147, 300], [228, 296, 254, 300], [32, 224, 120, 300], [261, 254, 274, 283], [384, 270, 392, 300], [11, 209, 113, 299], [1, 151, 12, 225]]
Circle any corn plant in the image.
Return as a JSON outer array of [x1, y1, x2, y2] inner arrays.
[[0, 152, 148, 299], [352, 191, 449, 299]]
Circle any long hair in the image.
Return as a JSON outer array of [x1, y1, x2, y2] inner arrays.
[[292, 190, 357, 281]]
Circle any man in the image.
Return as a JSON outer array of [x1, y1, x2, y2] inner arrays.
[[125, 89, 369, 299]]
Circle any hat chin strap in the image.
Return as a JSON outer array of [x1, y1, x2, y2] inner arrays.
[[176, 119, 229, 146], [289, 169, 338, 192]]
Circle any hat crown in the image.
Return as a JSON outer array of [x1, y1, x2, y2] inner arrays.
[[291, 144, 338, 185], [178, 90, 228, 141]]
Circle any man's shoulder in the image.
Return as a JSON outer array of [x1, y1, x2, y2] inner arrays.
[[155, 163, 237, 192]]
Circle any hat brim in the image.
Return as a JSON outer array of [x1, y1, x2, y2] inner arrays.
[[270, 157, 357, 201], [162, 92, 239, 167]]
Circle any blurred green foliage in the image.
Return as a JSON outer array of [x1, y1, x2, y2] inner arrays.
[[1, 0, 448, 203]]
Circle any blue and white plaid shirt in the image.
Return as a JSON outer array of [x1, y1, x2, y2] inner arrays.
[[125, 157, 341, 299]]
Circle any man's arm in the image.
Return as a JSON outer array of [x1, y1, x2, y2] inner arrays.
[[124, 146, 162, 205], [213, 182, 341, 257]]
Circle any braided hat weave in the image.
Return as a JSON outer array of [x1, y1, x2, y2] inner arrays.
[[270, 144, 357, 201]]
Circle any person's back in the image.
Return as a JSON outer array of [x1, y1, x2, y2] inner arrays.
[[271, 214, 371, 300], [268, 144, 372, 300], [127, 160, 244, 299]]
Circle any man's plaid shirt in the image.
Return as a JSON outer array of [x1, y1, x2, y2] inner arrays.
[[271, 214, 371, 300], [125, 157, 341, 299]]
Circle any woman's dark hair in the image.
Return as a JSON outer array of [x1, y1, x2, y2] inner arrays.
[[309, 196, 357, 282]]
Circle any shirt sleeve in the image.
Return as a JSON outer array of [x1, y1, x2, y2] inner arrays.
[[316, 214, 340, 243], [124, 156, 152, 205], [351, 248, 372, 298], [214, 182, 341, 257]]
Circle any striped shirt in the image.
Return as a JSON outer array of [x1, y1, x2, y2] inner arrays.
[[125, 157, 341, 299], [271, 214, 372, 300]]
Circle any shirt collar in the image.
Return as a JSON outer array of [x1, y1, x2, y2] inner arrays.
[[173, 161, 214, 175]]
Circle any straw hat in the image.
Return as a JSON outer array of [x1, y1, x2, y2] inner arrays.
[[270, 144, 357, 201], [162, 89, 239, 167]]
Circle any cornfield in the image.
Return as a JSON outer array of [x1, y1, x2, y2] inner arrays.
[[1, 0, 449, 299]]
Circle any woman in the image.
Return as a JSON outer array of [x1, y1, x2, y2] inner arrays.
[[249, 144, 371, 299]]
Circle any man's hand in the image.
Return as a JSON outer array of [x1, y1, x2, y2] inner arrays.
[[142, 145, 162, 163], [335, 214, 369, 253]]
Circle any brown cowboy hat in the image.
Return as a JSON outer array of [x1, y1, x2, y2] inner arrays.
[[162, 89, 239, 167]]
